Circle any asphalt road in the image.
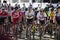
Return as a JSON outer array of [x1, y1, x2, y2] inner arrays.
[[12, 29, 55, 40]]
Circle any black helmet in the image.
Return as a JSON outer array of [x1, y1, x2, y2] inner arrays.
[[15, 7, 18, 10], [3, 1, 7, 3]]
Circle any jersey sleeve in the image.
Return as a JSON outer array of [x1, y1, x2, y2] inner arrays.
[[25, 11, 28, 16]]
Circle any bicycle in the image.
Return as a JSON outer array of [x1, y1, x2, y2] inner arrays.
[[39, 24, 43, 40], [38, 20, 46, 40], [18, 22, 23, 39], [32, 22, 36, 40], [25, 19, 34, 40]]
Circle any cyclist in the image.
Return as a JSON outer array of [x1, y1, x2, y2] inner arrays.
[[50, 8, 55, 24], [25, 8, 35, 38], [0, 8, 8, 33], [55, 7, 60, 29], [11, 7, 22, 33], [37, 9, 46, 34]]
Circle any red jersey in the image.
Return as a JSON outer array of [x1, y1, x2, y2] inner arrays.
[[11, 10, 22, 24], [0, 10, 8, 17]]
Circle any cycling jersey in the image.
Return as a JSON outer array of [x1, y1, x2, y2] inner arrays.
[[37, 12, 45, 25], [11, 10, 22, 24], [44, 12, 47, 18], [25, 10, 34, 25], [0, 10, 8, 17], [48, 11, 50, 17], [25, 10, 34, 19], [50, 12, 54, 20], [37, 12, 45, 20]]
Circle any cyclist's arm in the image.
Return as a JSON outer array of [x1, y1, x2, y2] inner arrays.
[[32, 12, 35, 21], [37, 13, 40, 24], [11, 13, 13, 22], [19, 12, 22, 22]]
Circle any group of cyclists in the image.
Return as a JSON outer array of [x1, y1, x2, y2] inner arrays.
[[0, 1, 60, 40]]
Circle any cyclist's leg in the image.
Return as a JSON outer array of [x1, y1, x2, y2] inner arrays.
[[37, 20, 40, 32], [12, 18, 18, 30], [2, 17, 8, 33], [26, 19, 32, 38], [40, 20, 45, 34], [39, 20, 43, 40], [4, 18, 10, 33], [26, 19, 30, 38], [50, 20, 53, 35], [42, 20, 46, 34]]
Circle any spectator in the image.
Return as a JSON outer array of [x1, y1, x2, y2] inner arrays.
[[22, 3, 26, 13]]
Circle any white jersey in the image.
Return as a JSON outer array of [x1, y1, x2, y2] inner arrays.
[[25, 10, 34, 19], [37, 12, 45, 20]]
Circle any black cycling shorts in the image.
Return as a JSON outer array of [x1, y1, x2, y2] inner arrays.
[[50, 20, 53, 24], [0, 17, 7, 24], [39, 20, 45, 25], [8, 16, 11, 23], [27, 18, 33, 25], [56, 17, 60, 25]]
